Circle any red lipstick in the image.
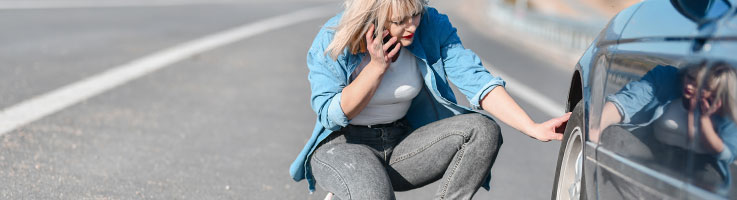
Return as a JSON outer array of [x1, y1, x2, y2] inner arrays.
[[403, 33, 414, 39]]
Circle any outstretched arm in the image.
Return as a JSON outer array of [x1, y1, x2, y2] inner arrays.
[[588, 101, 624, 142], [481, 86, 571, 142]]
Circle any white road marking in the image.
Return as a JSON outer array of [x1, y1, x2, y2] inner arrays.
[[0, 0, 338, 10], [0, 4, 337, 136], [483, 60, 566, 117], [0, 0, 239, 10]]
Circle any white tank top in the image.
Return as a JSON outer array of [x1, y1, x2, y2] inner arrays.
[[349, 48, 423, 126], [654, 98, 710, 153]]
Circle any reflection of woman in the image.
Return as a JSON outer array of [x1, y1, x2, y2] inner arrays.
[[598, 62, 737, 189], [289, 0, 570, 199], [693, 64, 737, 156]]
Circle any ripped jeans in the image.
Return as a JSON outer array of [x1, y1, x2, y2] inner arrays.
[[310, 113, 502, 200]]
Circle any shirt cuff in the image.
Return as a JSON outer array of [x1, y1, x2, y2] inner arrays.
[[471, 79, 507, 110], [717, 146, 734, 162], [327, 93, 350, 130], [606, 95, 628, 124]]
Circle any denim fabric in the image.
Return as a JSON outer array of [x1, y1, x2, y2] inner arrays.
[[291, 6, 507, 192], [310, 114, 502, 199]]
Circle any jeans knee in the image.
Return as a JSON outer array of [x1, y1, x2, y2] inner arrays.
[[462, 114, 501, 150], [463, 113, 500, 135], [311, 154, 352, 199], [311, 144, 394, 200]]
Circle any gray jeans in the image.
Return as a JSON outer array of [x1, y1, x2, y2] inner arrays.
[[310, 113, 502, 200]]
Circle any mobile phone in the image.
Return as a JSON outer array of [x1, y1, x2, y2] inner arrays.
[[372, 21, 398, 54], [705, 96, 714, 105]]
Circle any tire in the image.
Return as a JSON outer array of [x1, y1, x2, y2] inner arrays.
[[551, 101, 587, 200]]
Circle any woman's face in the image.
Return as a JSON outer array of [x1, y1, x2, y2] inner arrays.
[[386, 13, 421, 47], [683, 72, 697, 100], [682, 71, 718, 108], [700, 80, 718, 104]]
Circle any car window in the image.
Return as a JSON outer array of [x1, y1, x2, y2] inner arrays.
[[674, 0, 731, 20], [620, 0, 733, 39], [672, 0, 730, 20], [620, 1, 702, 39], [709, 7, 737, 38]]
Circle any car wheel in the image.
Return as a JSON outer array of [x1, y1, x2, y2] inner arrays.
[[552, 101, 586, 200]]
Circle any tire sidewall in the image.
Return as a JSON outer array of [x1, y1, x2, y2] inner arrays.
[[551, 101, 585, 200]]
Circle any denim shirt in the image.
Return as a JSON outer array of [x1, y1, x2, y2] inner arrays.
[[289, 7, 506, 192], [607, 65, 737, 187]]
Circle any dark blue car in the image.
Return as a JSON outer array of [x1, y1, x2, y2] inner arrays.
[[551, 0, 737, 199]]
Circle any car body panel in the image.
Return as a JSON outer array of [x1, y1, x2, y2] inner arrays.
[[571, 3, 644, 199], [565, 0, 737, 199], [688, 40, 737, 198], [598, 39, 695, 199], [620, 0, 723, 40], [711, 10, 737, 38]]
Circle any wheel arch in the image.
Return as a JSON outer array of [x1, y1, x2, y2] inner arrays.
[[566, 69, 583, 113]]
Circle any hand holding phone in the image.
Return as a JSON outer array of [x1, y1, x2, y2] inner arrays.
[[700, 97, 722, 116], [382, 34, 398, 54], [365, 24, 401, 66]]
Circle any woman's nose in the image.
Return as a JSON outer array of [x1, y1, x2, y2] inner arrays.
[[404, 22, 416, 32]]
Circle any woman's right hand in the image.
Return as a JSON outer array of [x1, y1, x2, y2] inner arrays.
[[365, 24, 401, 70], [339, 25, 402, 119]]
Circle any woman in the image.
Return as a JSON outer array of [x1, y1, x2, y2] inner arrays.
[[289, 0, 570, 199]]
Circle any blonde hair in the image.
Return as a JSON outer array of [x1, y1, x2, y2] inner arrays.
[[703, 62, 737, 123], [325, 0, 427, 60]]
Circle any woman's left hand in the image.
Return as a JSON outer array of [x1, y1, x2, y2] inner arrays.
[[526, 112, 571, 142], [481, 87, 571, 142], [700, 98, 722, 117]]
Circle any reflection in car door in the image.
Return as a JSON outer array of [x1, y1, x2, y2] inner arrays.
[[689, 37, 737, 197], [593, 1, 702, 199], [597, 41, 693, 199]]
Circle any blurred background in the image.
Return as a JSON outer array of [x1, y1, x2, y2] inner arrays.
[[0, 0, 638, 199]]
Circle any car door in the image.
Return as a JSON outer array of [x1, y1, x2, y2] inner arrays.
[[683, 10, 737, 198], [596, 39, 694, 200], [593, 0, 733, 199]]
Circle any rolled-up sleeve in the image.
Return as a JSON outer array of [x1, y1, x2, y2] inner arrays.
[[306, 29, 350, 131], [717, 121, 737, 162], [326, 93, 349, 128], [605, 65, 677, 124], [443, 43, 506, 110], [717, 146, 734, 162], [606, 80, 657, 124], [432, 8, 504, 110], [471, 79, 506, 109]]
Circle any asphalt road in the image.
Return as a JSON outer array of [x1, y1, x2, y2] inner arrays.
[[0, 0, 573, 199]]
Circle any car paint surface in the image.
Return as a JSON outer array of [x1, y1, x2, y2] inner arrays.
[[568, 0, 737, 199]]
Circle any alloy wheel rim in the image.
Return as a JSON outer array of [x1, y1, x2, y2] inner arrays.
[[556, 127, 583, 200]]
